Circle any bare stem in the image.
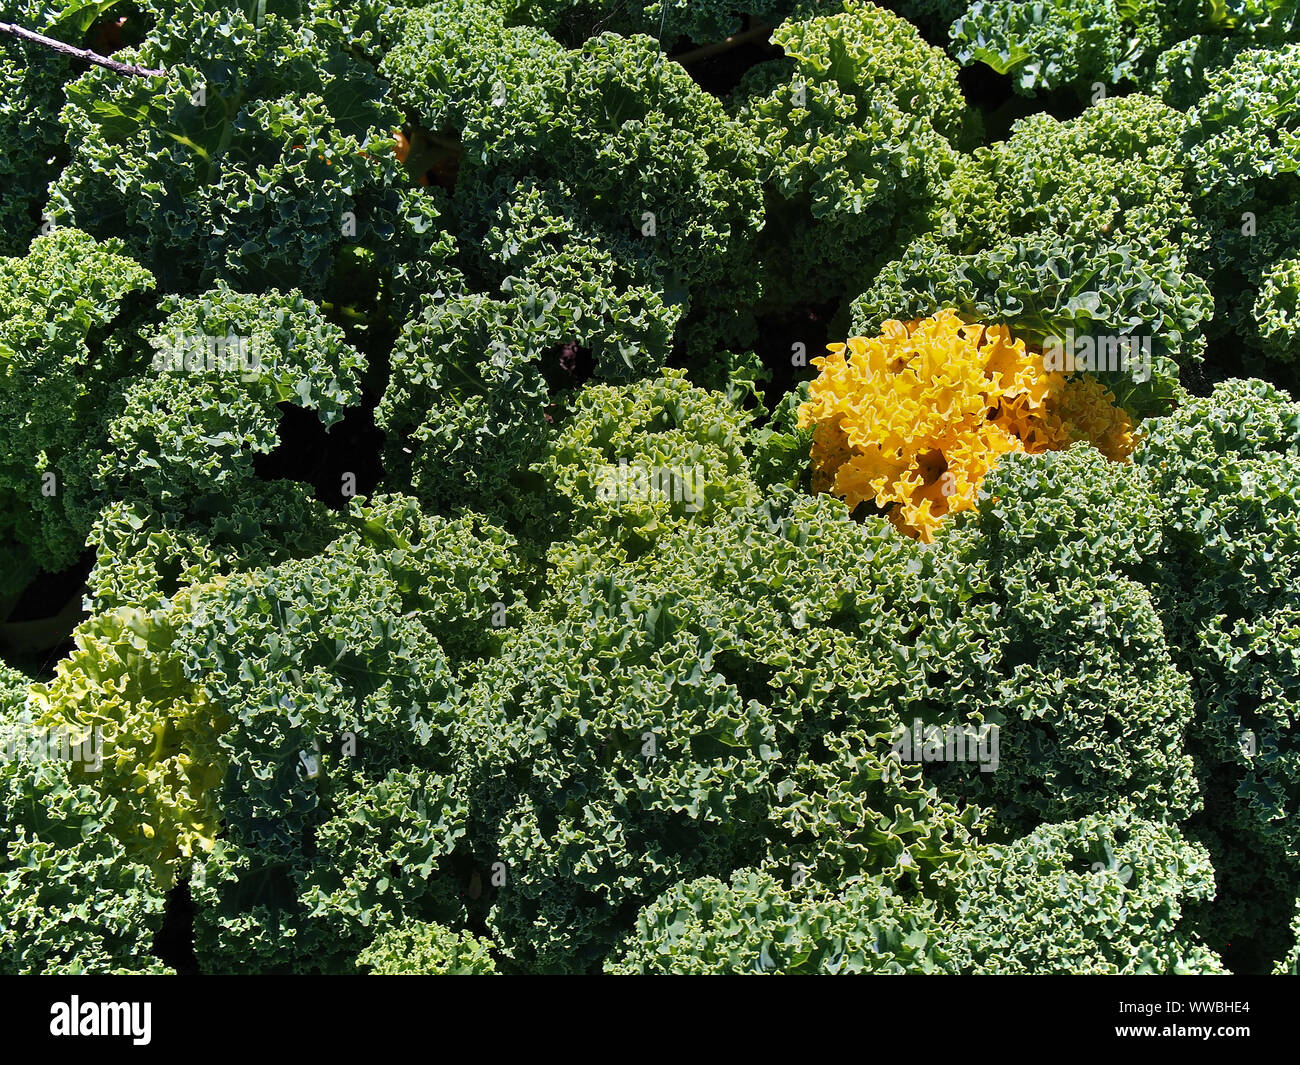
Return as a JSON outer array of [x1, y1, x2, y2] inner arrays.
[[0, 21, 165, 78], [674, 21, 775, 66]]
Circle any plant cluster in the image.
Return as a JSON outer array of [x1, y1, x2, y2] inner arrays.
[[796, 309, 1135, 540]]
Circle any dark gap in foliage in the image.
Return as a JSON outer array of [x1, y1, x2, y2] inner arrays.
[[0, 638, 79, 683], [825, 597, 863, 636], [252, 402, 386, 509], [87, 4, 153, 53], [346, 314, 399, 406], [153, 879, 200, 975], [714, 650, 776, 709], [455, 852, 502, 940], [663, 33, 693, 56], [797, 726, 833, 763], [619, 529, 657, 562], [875, 2, 955, 47], [1036, 85, 1102, 124], [1198, 333, 1300, 399], [963, 68, 1100, 143], [669, 13, 785, 100], [0, 555, 88, 671], [3, 549, 92, 623], [675, 38, 782, 99], [958, 63, 1017, 126], [998, 635, 1041, 672], [539, 339, 596, 400], [752, 299, 837, 414], [862, 499, 893, 526]]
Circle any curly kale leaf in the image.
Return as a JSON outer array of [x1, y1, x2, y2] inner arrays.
[[49, 1, 404, 294], [942, 809, 1225, 974], [0, 229, 155, 598]]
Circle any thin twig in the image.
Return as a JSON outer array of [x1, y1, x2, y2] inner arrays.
[[0, 21, 165, 78], [590, 0, 633, 36], [673, 21, 775, 66]]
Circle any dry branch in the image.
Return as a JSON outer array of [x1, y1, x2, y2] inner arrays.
[[0, 21, 165, 78]]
